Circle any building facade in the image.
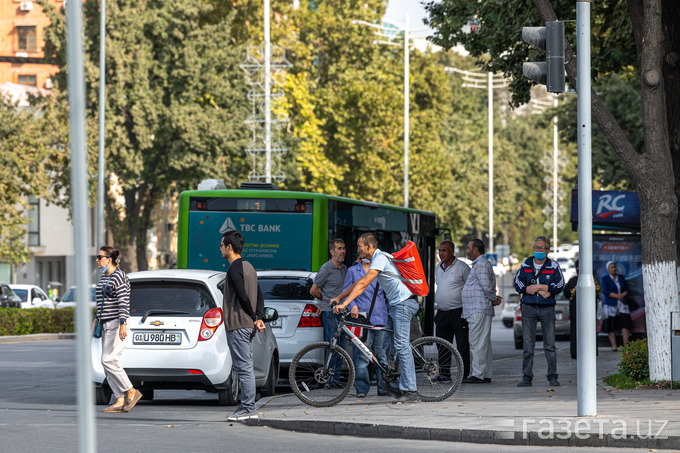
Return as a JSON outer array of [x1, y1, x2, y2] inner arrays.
[[0, 0, 61, 89]]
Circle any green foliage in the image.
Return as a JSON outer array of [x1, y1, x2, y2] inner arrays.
[[39, 0, 252, 269], [618, 338, 650, 381], [424, 0, 636, 107], [603, 373, 649, 389], [556, 72, 640, 190], [0, 308, 75, 336], [0, 97, 58, 266]]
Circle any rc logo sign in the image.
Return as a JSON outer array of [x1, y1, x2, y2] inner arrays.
[[595, 193, 626, 220]]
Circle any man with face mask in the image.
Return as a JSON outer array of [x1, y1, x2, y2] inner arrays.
[[513, 236, 565, 388]]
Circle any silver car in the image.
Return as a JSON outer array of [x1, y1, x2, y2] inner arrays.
[[256, 271, 322, 376], [56, 285, 97, 309], [501, 293, 521, 328], [513, 292, 570, 349], [91, 269, 279, 406]]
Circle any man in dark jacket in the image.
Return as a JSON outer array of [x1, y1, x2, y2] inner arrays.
[[514, 236, 564, 387], [221, 230, 265, 421]]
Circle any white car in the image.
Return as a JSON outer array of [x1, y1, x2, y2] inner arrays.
[[56, 285, 97, 309], [257, 271, 322, 375], [556, 257, 576, 283], [9, 284, 55, 309], [91, 269, 280, 406]]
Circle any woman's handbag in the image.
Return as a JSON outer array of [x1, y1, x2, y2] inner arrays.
[[93, 319, 103, 338]]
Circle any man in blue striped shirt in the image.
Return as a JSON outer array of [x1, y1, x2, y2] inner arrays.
[[461, 239, 501, 384]]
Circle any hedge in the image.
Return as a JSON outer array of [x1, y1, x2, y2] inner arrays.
[[0, 307, 77, 336]]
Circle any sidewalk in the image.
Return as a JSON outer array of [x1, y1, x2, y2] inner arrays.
[[249, 344, 680, 449]]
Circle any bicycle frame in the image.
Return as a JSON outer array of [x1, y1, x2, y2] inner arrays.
[[328, 312, 393, 377]]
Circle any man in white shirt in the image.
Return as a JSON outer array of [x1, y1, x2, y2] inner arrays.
[[434, 240, 471, 379]]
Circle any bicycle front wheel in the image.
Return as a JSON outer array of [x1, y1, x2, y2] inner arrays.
[[411, 336, 463, 402], [288, 342, 355, 407]]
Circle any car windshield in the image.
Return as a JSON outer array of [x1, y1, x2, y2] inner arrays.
[[258, 277, 313, 301], [13, 289, 28, 301], [62, 287, 96, 302], [129, 282, 217, 317]]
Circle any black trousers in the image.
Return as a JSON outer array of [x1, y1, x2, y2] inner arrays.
[[434, 307, 470, 378]]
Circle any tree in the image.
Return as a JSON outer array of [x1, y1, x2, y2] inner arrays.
[[40, 0, 251, 271], [0, 96, 58, 268], [426, 0, 678, 380]]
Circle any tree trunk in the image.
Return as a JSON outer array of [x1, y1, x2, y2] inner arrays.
[[534, 0, 678, 380], [635, 0, 678, 381]]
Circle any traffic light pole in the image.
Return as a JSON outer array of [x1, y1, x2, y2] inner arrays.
[[576, 0, 597, 417]]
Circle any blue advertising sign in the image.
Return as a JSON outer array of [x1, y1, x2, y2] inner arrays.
[[570, 190, 640, 231], [593, 234, 645, 333], [187, 211, 313, 271]]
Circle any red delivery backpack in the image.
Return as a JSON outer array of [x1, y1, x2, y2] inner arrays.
[[383, 241, 429, 296]]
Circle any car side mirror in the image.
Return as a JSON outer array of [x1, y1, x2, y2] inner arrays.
[[0, 294, 7, 302], [263, 307, 279, 323]]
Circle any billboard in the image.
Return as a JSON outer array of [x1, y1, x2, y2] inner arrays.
[[187, 211, 314, 271], [593, 234, 646, 333], [570, 190, 641, 231]]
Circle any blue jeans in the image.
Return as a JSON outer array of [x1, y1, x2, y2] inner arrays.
[[322, 311, 347, 380], [226, 328, 256, 411], [354, 329, 388, 395], [521, 304, 557, 381], [386, 298, 419, 392]]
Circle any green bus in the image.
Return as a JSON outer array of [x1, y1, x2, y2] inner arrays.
[[177, 182, 438, 334]]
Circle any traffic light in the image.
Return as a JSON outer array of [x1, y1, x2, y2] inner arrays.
[[521, 21, 565, 93]]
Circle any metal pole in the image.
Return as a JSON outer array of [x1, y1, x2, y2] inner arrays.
[[576, 0, 597, 417], [488, 71, 493, 253], [553, 96, 558, 249], [97, 0, 106, 248], [66, 0, 97, 450], [264, 0, 272, 183], [403, 14, 410, 208]]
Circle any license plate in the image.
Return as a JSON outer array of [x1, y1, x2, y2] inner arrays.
[[270, 319, 281, 328], [132, 331, 182, 345], [556, 313, 563, 320]]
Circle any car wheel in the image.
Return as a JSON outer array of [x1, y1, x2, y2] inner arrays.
[[218, 371, 240, 406], [260, 355, 278, 398], [514, 332, 523, 350], [95, 385, 112, 405], [140, 389, 154, 401]]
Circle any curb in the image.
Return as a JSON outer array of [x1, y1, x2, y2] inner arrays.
[[245, 418, 680, 449], [0, 333, 76, 343]]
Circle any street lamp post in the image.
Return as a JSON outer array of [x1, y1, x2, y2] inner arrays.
[[97, 0, 106, 248], [352, 15, 426, 208], [445, 68, 508, 253]]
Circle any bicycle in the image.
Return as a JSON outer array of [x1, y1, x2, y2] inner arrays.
[[288, 307, 464, 407]]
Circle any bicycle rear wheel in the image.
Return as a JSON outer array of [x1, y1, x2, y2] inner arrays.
[[411, 336, 463, 402], [288, 342, 355, 407]]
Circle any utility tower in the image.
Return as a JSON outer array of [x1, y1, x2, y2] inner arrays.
[[240, 45, 290, 183]]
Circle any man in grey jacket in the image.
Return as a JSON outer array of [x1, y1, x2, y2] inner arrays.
[[221, 230, 265, 421]]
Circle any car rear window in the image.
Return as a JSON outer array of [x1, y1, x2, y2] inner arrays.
[[13, 289, 28, 301], [258, 277, 313, 301], [130, 282, 217, 317]]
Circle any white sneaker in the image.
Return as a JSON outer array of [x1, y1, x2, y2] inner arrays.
[[227, 407, 258, 421]]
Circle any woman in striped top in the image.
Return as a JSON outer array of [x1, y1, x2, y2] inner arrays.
[[95, 246, 142, 412]]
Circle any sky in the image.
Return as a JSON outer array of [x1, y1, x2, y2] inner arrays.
[[384, 0, 431, 30]]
